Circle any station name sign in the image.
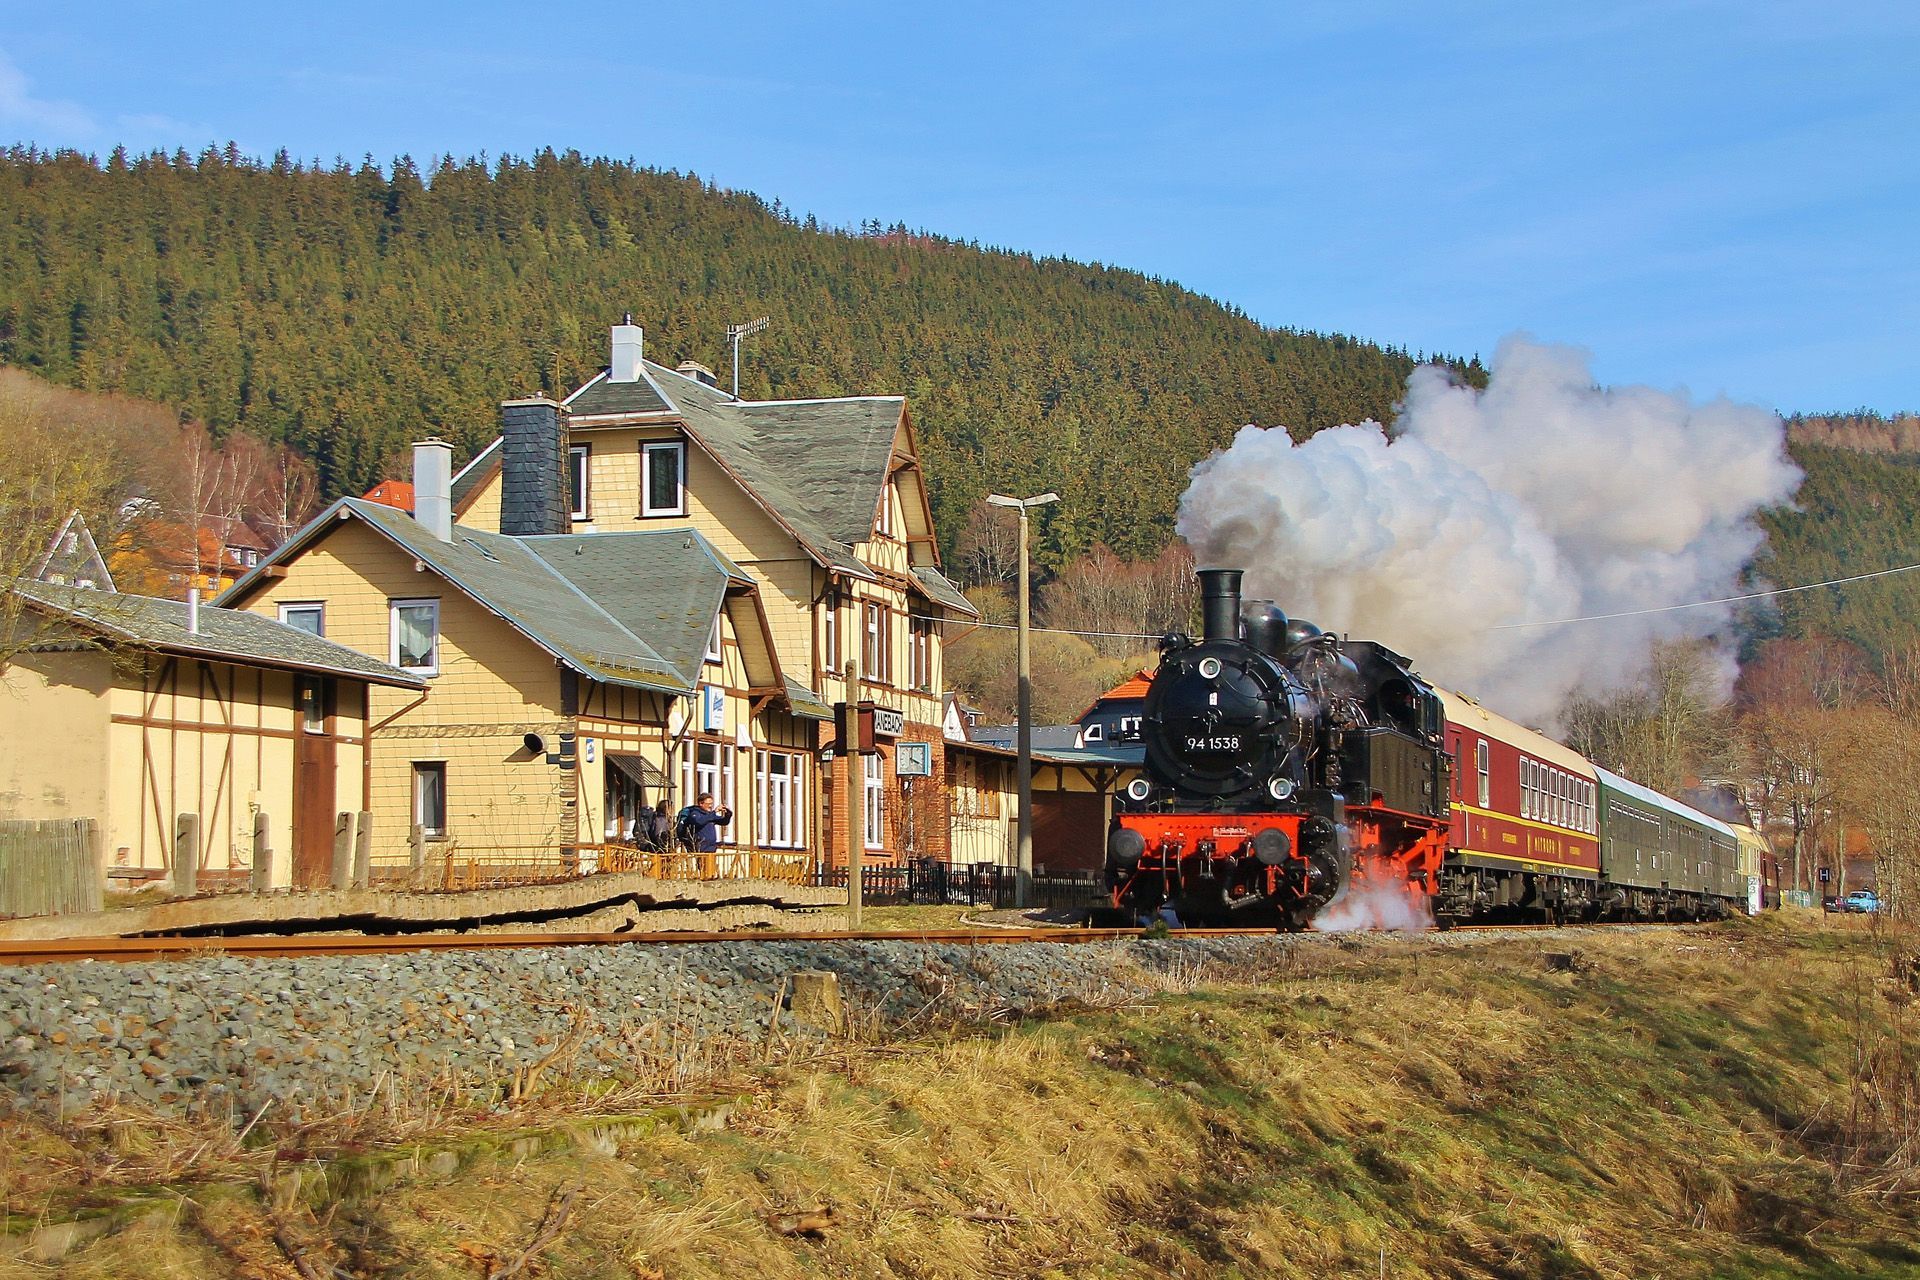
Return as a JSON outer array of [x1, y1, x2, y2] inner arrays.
[[835, 700, 904, 753]]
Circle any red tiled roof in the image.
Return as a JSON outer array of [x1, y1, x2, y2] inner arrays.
[[362, 480, 414, 513], [1076, 669, 1154, 722]]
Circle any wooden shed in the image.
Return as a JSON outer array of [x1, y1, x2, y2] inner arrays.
[[1, 582, 422, 892]]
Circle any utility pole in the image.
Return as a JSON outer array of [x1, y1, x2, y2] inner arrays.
[[844, 659, 862, 929], [987, 491, 1058, 907]]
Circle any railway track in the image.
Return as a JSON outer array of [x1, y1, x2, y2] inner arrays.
[[0, 918, 1662, 967], [0, 925, 1285, 967]]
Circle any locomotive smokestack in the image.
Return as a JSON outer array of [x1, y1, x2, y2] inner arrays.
[[1198, 568, 1245, 642]]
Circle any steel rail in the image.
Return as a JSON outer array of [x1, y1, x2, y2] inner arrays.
[[0, 926, 1283, 967]]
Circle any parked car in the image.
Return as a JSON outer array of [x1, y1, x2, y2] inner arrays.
[[1823, 895, 1842, 913], [1844, 890, 1881, 914]]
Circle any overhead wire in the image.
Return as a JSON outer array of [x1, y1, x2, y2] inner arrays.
[[1486, 560, 1920, 630], [920, 556, 1920, 642]]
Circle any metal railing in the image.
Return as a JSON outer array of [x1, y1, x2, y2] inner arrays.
[[809, 861, 1105, 911]]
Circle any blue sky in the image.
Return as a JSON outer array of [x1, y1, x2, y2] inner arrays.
[[2, 1, 1915, 415]]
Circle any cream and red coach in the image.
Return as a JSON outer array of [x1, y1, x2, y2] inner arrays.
[[1436, 689, 1600, 922]]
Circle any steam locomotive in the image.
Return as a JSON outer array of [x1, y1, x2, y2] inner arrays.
[[1102, 569, 1453, 928]]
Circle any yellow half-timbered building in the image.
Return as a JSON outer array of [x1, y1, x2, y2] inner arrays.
[[450, 320, 978, 866], [220, 441, 827, 879], [2, 582, 419, 889]]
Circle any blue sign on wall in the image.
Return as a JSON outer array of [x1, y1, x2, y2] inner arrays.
[[702, 684, 725, 731]]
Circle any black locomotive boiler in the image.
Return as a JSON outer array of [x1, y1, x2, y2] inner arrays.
[[1103, 568, 1452, 929]]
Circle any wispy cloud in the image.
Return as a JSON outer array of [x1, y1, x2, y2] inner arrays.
[[0, 47, 95, 137]]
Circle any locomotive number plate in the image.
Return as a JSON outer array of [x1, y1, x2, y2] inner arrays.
[[1185, 734, 1245, 752]]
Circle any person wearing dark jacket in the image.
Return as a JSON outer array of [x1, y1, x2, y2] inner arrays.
[[677, 794, 732, 851], [643, 801, 674, 851]]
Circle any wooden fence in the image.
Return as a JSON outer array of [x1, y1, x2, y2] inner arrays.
[[0, 818, 103, 917]]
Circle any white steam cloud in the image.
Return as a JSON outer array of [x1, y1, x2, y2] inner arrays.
[[1176, 337, 1801, 723]]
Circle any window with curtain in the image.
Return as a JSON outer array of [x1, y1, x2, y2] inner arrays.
[[390, 599, 440, 674]]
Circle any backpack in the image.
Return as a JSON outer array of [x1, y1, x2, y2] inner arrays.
[[675, 805, 699, 847]]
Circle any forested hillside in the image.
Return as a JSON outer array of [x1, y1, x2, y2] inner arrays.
[[0, 145, 1456, 570], [1756, 439, 1920, 663]]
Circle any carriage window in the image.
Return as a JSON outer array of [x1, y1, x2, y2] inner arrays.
[[1475, 740, 1490, 808]]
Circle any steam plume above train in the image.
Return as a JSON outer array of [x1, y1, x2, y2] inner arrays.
[[1175, 337, 1801, 724]]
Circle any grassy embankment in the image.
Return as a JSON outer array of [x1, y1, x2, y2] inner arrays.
[[3, 914, 1917, 1279]]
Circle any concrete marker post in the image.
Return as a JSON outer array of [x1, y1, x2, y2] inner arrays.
[[353, 810, 372, 890], [171, 813, 200, 899], [250, 812, 272, 893], [331, 812, 354, 891]]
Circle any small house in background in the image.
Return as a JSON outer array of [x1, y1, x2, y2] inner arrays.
[[360, 479, 415, 514], [0, 581, 420, 893], [1076, 669, 1152, 745], [32, 511, 116, 592]]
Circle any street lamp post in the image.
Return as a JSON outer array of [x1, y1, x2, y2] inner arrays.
[[986, 491, 1059, 907]]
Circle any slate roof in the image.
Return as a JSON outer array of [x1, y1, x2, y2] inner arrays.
[[911, 566, 974, 615], [970, 724, 1087, 752], [521, 530, 751, 687], [12, 579, 424, 687], [565, 369, 677, 417], [221, 500, 773, 697], [459, 359, 977, 618], [573, 360, 968, 596]]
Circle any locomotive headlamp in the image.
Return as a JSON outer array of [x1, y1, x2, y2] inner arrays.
[[1198, 657, 1222, 679], [1267, 776, 1295, 801], [1125, 778, 1152, 802]]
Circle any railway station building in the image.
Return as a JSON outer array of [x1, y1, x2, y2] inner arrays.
[[444, 319, 978, 867], [216, 318, 980, 876]]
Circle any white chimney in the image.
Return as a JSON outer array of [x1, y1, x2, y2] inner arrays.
[[413, 438, 454, 542], [610, 314, 644, 383], [186, 587, 200, 635]]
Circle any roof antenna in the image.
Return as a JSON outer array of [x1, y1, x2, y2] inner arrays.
[[725, 315, 770, 399]]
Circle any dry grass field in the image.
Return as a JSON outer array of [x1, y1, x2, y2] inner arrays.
[[4, 914, 1918, 1278]]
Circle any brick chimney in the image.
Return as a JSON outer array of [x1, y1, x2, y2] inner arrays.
[[498, 397, 569, 536]]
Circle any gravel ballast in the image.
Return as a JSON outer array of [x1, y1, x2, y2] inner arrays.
[[0, 936, 1293, 1121]]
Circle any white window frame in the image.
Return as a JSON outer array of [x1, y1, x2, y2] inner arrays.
[[1476, 740, 1490, 809], [705, 611, 723, 666], [822, 591, 840, 671], [876, 484, 895, 539], [569, 443, 590, 520], [390, 598, 440, 675], [910, 617, 932, 690], [863, 600, 889, 684], [680, 741, 736, 846], [412, 761, 447, 838], [641, 441, 687, 517], [864, 751, 885, 850], [279, 601, 325, 637], [756, 750, 805, 849]]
